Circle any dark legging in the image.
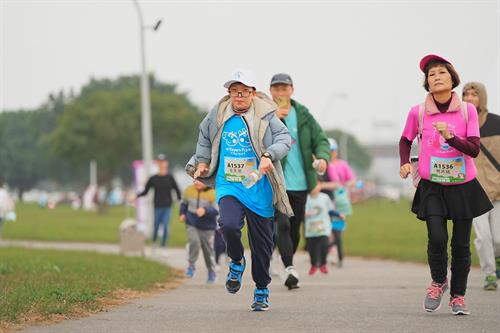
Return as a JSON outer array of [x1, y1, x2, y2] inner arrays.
[[307, 236, 329, 267], [426, 215, 472, 296], [330, 230, 344, 262], [275, 190, 308, 267]]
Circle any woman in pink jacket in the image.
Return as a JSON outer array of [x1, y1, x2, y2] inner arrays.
[[399, 54, 492, 315]]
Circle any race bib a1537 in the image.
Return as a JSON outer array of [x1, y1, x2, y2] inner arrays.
[[224, 157, 257, 182]]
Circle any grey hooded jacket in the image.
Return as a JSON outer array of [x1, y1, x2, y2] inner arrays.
[[186, 92, 294, 217]]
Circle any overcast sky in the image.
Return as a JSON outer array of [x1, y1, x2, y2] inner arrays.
[[1, 0, 499, 144]]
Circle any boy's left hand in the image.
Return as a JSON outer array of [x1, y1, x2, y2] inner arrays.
[[259, 156, 274, 175], [339, 214, 346, 220], [196, 207, 206, 217]]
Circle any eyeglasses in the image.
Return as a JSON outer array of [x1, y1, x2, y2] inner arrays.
[[228, 89, 253, 98]]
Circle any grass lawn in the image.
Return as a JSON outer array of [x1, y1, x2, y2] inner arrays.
[[2, 200, 480, 264], [1, 204, 127, 243], [1, 203, 222, 247], [0, 247, 174, 328], [1, 203, 190, 246], [344, 199, 479, 265]]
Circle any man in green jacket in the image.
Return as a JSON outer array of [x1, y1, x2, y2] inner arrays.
[[270, 73, 331, 290]]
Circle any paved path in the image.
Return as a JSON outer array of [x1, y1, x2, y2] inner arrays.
[[2, 240, 499, 333]]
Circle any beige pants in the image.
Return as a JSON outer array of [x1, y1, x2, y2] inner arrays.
[[473, 200, 500, 277], [187, 225, 216, 273]]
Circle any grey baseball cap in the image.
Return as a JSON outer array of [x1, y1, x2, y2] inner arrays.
[[270, 73, 293, 86]]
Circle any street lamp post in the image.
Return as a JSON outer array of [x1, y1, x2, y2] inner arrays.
[[132, 0, 154, 175], [132, 0, 161, 228]]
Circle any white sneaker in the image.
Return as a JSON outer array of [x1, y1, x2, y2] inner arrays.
[[284, 266, 300, 290], [328, 248, 338, 266], [151, 243, 158, 256], [160, 248, 169, 258]]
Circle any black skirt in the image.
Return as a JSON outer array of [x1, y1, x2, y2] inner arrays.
[[412, 178, 493, 221]]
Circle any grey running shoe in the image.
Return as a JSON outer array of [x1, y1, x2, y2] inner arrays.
[[484, 275, 498, 291], [449, 296, 470, 315], [423, 280, 448, 312]]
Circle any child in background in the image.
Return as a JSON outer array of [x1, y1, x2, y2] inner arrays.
[[330, 186, 352, 268], [320, 138, 355, 268], [179, 180, 218, 284], [305, 183, 344, 275]]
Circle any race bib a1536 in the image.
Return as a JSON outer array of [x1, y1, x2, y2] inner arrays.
[[430, 156, 466, 183]]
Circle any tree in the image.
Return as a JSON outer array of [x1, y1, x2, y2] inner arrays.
[[49, 75, 204, 186], [0, 105, 80, 198], [324, 129, 372, 173]]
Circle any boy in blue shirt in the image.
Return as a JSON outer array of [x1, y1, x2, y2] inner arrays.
[[187, 69, 292, 311]]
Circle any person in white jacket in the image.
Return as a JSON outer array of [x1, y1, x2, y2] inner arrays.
[[0, 179, 15, 238]]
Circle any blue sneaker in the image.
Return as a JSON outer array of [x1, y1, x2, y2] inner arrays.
[[185, 265, 195, 278], [226, 257, 246, 294], [251, 288, 270, 311], [207, 271, 217, 284]]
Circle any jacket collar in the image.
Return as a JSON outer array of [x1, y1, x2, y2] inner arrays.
[[290, 99, 309, 126], [216, 92, 277, 126], [424, 92, 462, 115]]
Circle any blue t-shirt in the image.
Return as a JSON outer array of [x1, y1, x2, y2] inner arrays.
[[284, 106, 307, 191], [331, 219, 346, 232], [215, 115, 274, 218]]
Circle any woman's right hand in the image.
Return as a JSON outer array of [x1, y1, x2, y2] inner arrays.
[[400, 163, 412, 179]]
